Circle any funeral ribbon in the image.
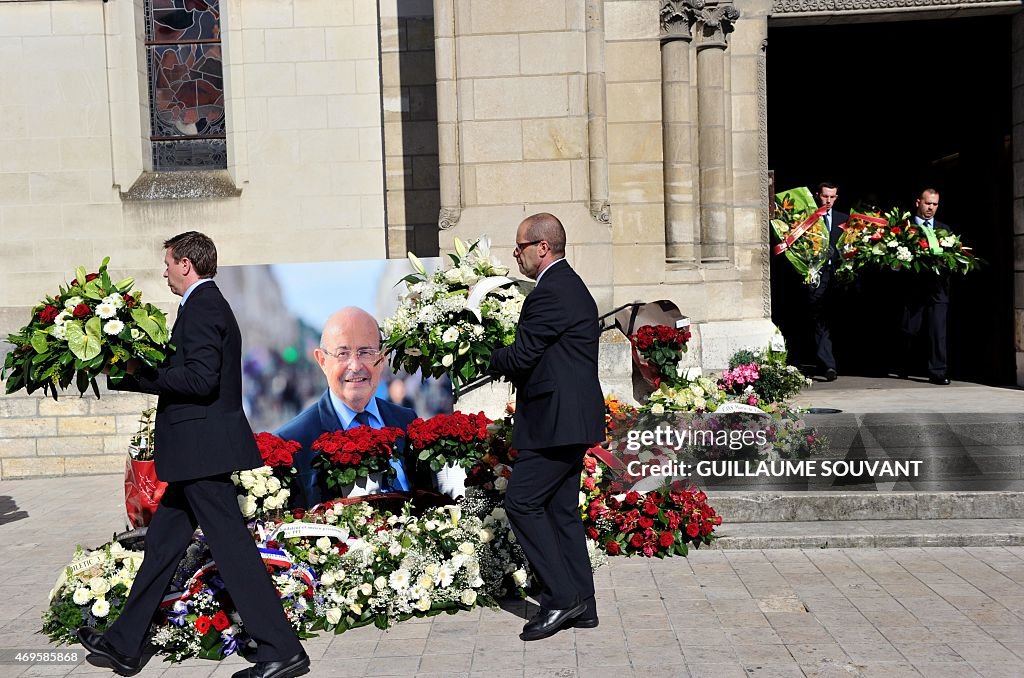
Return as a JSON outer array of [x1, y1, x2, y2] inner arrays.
[[158, 546, 317, 609], [921, 223, 942, 254], [771, 204, 830, 256]]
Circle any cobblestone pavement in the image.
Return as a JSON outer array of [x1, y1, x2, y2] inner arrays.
[[2, 475, 1024, 678]]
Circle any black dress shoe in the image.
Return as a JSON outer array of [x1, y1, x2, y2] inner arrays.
[[520, 600, 586, 641], [572, 615, 599, 629], [928, 376, 950, 385], [77, 627, 142, 677], [824, 368, 838, 382], [232, 651, 310, 678]]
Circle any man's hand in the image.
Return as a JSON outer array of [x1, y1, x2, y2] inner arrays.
[[124, 359, 141, 375]]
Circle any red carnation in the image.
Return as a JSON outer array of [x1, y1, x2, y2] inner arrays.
[[659, 531, 675, 547], [686, 522, 700, 538], [336, 542, 349, 555], [624, 491, 640, 506], [643, 501, 659, 516], [605, 540, 620, 555], [639, 516, 654, 529], [72, 303, 91, 319], [629, 533, 644, 547], [195, 615, 213, 634], [586, 527, 599, 540], [211, 610, 230, 631], [583, 477, 596, 491], [36, 305, 59, 324]]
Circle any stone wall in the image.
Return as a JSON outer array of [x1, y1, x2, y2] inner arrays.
[[0, 0, 389, 330], [0, 385, 154, 479]]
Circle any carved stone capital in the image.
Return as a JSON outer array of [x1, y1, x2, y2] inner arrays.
[[693, 1, 740, 49], [660, 0, 699, 41], [438, 206, 461, 230], [590, 200, 611, 225]]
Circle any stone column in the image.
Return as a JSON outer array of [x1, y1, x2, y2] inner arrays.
[[586, 0, 611, 225], [693, 1, 739, 263], [660, 2, 696, 265], [433, 0, 461, 230]]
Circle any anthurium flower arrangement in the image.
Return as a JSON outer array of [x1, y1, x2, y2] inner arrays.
[[406, 410, 493, 473], [383, 237, 525, 398], [835, 207, 980, 281], [311, 426, 405, 492], [2, 258, 171, 399]]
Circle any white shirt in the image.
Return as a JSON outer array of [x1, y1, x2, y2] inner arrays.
[[535, 257, 566, 284]]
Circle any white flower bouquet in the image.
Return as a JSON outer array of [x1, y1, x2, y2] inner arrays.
[[43, 542, 144, 644], [644, 376, 728, 414], [383, 237, 525, 398]]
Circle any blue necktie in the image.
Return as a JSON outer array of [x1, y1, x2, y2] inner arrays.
[[354, 411, 409, 492]]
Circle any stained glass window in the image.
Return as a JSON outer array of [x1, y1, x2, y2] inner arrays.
[[145, 0, 227, 171]]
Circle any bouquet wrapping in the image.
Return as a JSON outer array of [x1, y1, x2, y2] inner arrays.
[[770, 187, 830, 286]]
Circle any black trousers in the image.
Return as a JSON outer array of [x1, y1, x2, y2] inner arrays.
[[104, 475, 302, 662], [504, 445, 595, 612], [902, 273, 950, 379], [807, 269, 836, 373]]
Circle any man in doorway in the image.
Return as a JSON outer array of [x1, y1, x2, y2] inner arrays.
[[901, 188, 951, 385], [488, 213, 605, 641], [276, 306, 422, 506], [808, 181, 848, 381], [80, 232, 309, 678]]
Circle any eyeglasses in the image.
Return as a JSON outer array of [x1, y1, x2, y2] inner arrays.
[[321, 347, 384, 365], [514, 240, 543, 255]]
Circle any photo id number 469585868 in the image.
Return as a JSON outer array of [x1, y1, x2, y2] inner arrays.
[[0, 649, 82, 664]]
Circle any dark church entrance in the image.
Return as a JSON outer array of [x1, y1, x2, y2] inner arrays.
[[767, 14, 1016, 385]]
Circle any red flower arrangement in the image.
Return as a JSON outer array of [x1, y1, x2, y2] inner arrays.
[[311, 426, 405, 491], [406, 410, 492, 473], [581, 454, 724, 561], [583, 475, 721, 557], [630, 324, 692, 388], [254, 432, 301, 468]]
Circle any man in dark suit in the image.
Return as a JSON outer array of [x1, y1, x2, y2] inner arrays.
[[78, 232, 308, 678], [488, 213, 605, 641], [902, 188, 951, 385], [808, 181, 848, 381], [276, 307, 420, 507]]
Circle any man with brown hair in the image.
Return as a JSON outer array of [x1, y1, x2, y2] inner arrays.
[[79, 232, 309, 678]]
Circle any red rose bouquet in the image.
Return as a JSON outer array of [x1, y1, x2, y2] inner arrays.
[[585, 483, 720, 558], [2, 257, 172, 399], [406, 411, 492, 473], [311, 426, 405, 494], [630, 324, 692, 388]]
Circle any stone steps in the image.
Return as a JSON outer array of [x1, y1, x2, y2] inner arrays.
[[712, 518, 1024, 550], [708, 491, 1024, 522]]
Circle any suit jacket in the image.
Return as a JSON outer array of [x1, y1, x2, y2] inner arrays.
[[488, 261, 605, 451], [275, 392, 418, 507], [824, 209, 849, 271], [111, 281, 261, 483]]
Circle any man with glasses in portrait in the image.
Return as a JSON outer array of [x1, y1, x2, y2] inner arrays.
[[276, 306, 422, 507]]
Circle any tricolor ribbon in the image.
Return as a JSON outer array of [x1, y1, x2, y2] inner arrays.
[[772, 204, 830, 256]]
